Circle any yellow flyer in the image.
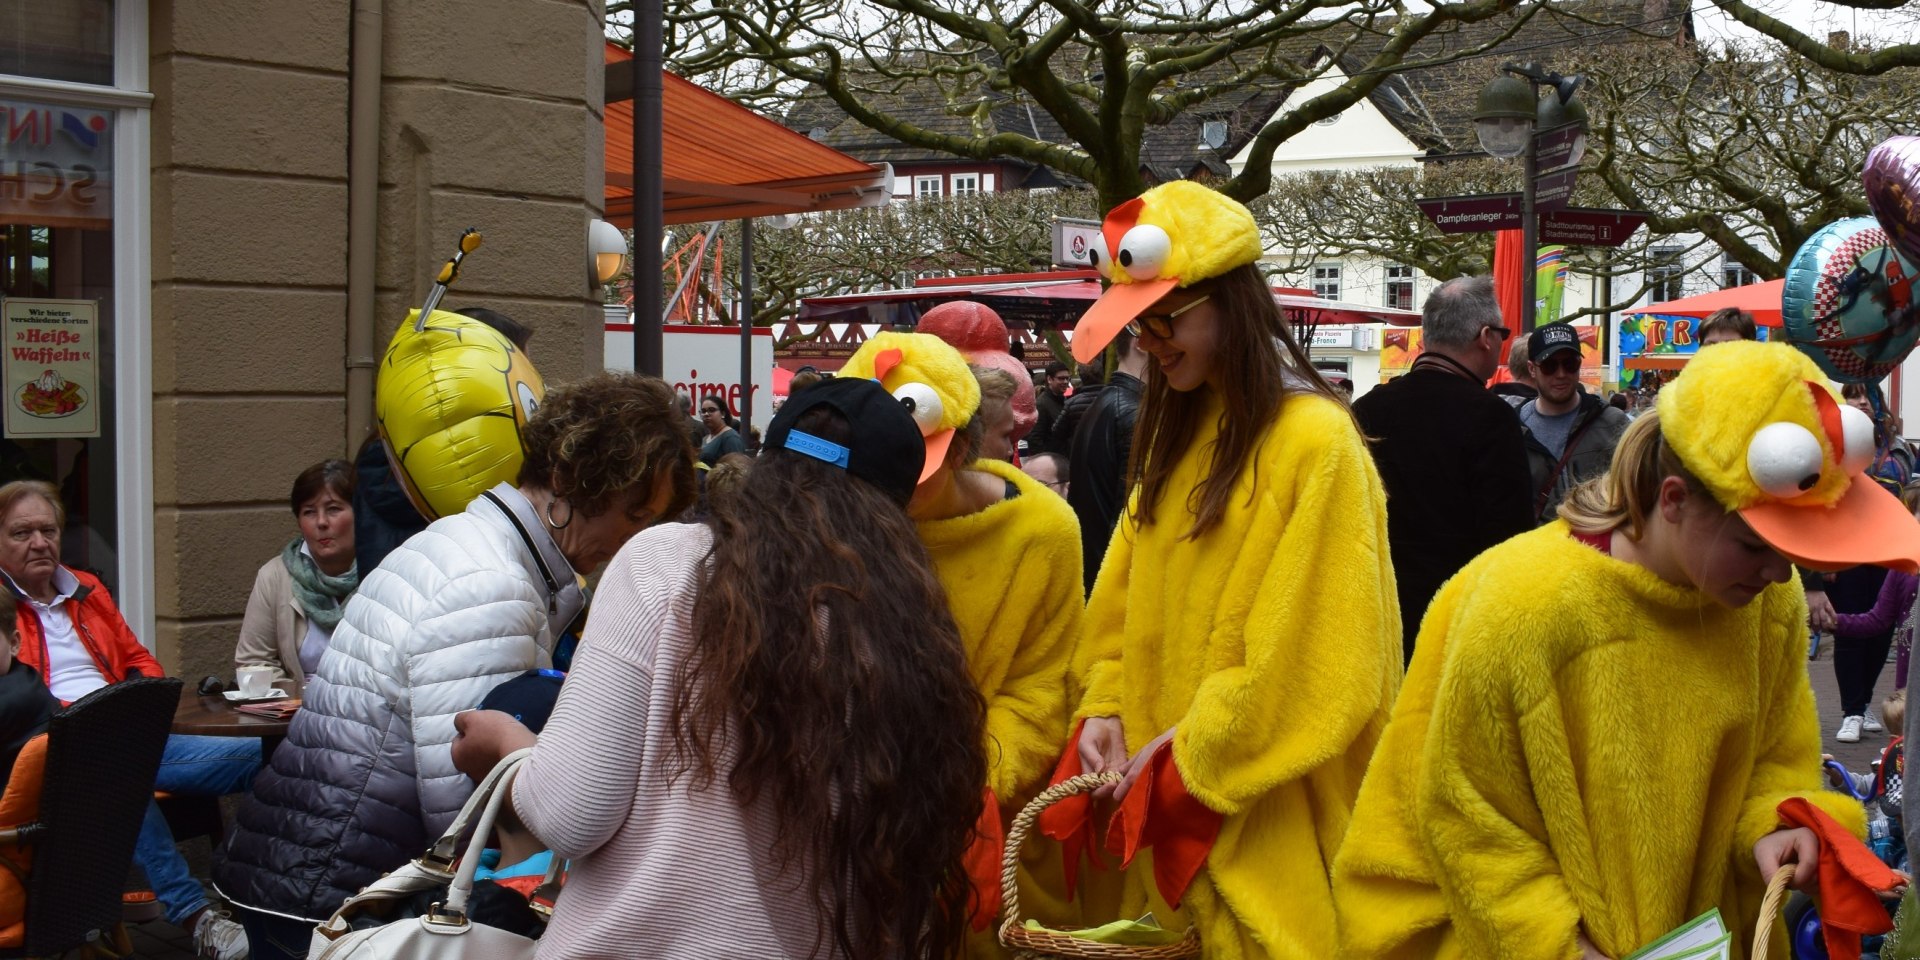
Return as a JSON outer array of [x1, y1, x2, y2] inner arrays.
[[3, 297, 100, 439]]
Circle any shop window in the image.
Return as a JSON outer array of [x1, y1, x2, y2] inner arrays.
[[951, 173, 980, 197], [0, 1, 114, 85], [914, 176, 942, 201], [1385, 263, 1415, 311], [0, 95, 118, 586], [1312, 263, 1341, 300]]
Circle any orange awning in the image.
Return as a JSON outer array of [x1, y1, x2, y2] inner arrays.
[[1635, 278, 1786, 327], [1623, 355, 1692, 371], [604, 43, 891, 226]]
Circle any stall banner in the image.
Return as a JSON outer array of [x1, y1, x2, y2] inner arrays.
[[1382, 323, 1602, 390], [1618, 313, 1770, 363], [3, 297, 100, 438], [605, 314, 775, 429], [1536, 245, 1568, 325]]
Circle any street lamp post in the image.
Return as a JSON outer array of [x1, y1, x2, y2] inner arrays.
[[1474, 63, 1586, 334]]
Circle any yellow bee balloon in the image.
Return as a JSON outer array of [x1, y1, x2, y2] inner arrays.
[[375, 308, 544, 520]]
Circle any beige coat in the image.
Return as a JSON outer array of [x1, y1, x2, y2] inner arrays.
[[234, 555, 312, 699]]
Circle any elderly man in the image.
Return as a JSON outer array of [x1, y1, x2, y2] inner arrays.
[[1353, 276, 1535, 663], [0, 480, 258, 959], [1518, 322, 1630, 525]]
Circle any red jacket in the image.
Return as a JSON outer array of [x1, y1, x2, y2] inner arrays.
[[8, 567, 164, 696]]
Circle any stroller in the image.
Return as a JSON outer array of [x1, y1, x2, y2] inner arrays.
[[1785, 749, 1906, 959]]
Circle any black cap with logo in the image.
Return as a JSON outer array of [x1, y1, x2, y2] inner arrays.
[[1528, 322, 1582, 363]]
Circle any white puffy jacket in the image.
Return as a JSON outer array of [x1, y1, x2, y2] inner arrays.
[[216, 484, 582, 919]]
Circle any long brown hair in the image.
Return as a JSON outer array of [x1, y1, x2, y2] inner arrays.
[[1127, 262, 1349, 537], [673, 404, 986, 959]]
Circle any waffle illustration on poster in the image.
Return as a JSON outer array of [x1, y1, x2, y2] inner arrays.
[[2, 297, 98, 439]]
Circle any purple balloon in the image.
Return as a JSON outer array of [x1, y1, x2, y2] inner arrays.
[[1865, 135, 1920, 267]]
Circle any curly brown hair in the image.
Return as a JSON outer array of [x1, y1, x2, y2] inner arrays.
[[673, 403, 986, 959], [516, 372, 697, 520]]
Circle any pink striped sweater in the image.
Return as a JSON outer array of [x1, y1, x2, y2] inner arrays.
[[511, 522, 844, 959]]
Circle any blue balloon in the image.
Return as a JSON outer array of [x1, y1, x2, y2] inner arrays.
[[1781, 216, 1920, 384]]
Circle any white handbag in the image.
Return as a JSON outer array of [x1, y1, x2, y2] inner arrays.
[[308, 747, 545, 960]]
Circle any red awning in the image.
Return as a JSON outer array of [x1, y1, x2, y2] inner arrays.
[[797, 271, 1421, 327], [604, 43, 891, 226], [1635, 278, 1785, 327], [1623, 355, 1692, 371]]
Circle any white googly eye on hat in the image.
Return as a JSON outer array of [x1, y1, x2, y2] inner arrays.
[[1117, 225, 1173, 281], [891, 382, 944, 436], [1747, 421, 1826, 499], [1087, 245, 1112, 280], [1839, 403, 1875, 474]]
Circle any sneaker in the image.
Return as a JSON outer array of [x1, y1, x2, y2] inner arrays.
[[1865, 710, 1886, 734], [1839, 715, 1865, 743], [191, 910, 249, 960]]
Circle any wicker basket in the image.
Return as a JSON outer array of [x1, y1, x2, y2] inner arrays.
[[1750, 864, 1796, 959], [997, 772, 1202, 959]]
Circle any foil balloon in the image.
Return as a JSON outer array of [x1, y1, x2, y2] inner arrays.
[[1864, 135, 1920, 267], [917, 300, 1037, 441], [1780, 217, 1920, 384]]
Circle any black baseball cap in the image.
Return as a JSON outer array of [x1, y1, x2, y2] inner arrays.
[[1528, 322, 1582, 363], [764, 376, 925, 505]]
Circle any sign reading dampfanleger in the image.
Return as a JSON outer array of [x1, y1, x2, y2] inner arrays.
[[3, 297, 100, 439]]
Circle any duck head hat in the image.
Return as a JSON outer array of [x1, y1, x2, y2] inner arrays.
[[840, 332, 981, 485], [1070, 181, 1265, 364], [1658, 340, 1920, 572]]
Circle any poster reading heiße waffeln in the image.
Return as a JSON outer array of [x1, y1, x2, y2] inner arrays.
[[3, 297, 100, 439]]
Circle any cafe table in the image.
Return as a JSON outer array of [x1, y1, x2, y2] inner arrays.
[[172, 688, 295, 760]]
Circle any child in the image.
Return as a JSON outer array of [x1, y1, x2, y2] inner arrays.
[[462, 670, 566, 937], [1334, 342, 1920, 960], [0, 595, 56, 796]]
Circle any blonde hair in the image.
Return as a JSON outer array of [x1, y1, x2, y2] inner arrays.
[[1557, 412, 1708, 539], [0, 480, 64, 530], [1884, 688, 1907, 737]]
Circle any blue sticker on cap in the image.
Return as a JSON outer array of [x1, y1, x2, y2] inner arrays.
[[783, 429, 851, 468]]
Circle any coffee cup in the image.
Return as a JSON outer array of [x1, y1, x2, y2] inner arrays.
[[236, 666, 273, 698]]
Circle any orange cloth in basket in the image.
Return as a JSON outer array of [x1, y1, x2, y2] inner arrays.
[[1776, 797, 1904, 960]]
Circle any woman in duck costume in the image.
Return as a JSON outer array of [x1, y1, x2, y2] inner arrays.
[[840, 333, 1086, 952], [1049, 181, 1401, 959], [1333, 340, 1920, 960]]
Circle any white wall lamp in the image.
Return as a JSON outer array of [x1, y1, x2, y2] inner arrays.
[[588, 218, 628, 287]]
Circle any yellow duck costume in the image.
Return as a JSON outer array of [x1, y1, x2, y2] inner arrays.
[[843, 334, 1086, 951], [1333, 341, 1920, 960], [1063, 181, 1402, 959]]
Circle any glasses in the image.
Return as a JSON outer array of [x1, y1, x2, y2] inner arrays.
[[1126, 294, 1212, 340], [1536, 355, 1581, 375], [1484, 324, 1512, 342]]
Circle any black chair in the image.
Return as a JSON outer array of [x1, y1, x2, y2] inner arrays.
[[0, 677, 180, 959]]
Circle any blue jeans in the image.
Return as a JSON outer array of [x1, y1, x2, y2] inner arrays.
[[136, 735, 262, 926]]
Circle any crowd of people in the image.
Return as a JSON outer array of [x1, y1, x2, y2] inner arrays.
[[3, 181, 1918, 960]]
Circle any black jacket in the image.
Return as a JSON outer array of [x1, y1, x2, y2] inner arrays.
[[1518, 392, 1631, 525], [1067, 372, 1143, 595], [352, 437, 428, 576], [1052, 384, 1103, 453], [1353, 363, 1535, 662], [1030, 388, 1069, 455]]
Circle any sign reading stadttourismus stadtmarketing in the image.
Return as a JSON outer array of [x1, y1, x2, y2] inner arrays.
[[3, 297, 100, 439]]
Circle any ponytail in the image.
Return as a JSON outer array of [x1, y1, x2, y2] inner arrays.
[[1558, 412, 1706, 539]]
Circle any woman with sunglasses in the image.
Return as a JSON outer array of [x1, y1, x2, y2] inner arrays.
[[1052, 181, 1399, 958], [1519, 321, 1631, 525]]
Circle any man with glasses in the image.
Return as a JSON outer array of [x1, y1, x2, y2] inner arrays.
[[1354, 276, 1535, 663], [1027, 361, 1074, 455], [1519, 321, 1629, 526]]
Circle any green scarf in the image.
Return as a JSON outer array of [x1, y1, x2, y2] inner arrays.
[[283, 537, 358, 630]]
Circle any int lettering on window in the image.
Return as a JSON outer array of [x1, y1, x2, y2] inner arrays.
[[1312, 264, 1342, 300], [1385, 263, 1415, 311]]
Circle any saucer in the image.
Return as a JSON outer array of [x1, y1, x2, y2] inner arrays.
[[223, 688, 290, 703]]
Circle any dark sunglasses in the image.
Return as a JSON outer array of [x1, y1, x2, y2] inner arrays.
[[1127, 293, 1212, 340], [1484, 324, 1512, 342], [1536, 355, 1581, 375]]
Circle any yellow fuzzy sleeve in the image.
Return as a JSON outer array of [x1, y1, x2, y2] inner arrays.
[[1333, 575, 1463, 960], [1736, 585, 1866, 854], [1419, 634, 1581, 960], [1169, 417, 1400, 815], [986, 524, 1085, 802], [1074, 509, 1134, 722]]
